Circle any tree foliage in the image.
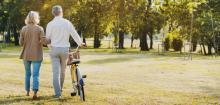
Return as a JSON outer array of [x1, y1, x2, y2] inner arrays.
[[0, 0, 220, 53]]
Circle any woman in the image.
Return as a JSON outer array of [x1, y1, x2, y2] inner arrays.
[[19, 11, 44, 100]]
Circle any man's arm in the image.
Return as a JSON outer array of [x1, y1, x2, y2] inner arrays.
[[46, 23, 51, 40], [68, 21, 83, 46], [45, 23, 51, 46]]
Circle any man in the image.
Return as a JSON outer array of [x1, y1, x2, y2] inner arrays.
[[46, 5, 85, 98]]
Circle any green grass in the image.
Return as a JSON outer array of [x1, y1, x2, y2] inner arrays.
[[0, 46, 220, 105]]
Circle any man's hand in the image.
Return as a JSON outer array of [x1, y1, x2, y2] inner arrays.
[[80, 43, 87, 48]]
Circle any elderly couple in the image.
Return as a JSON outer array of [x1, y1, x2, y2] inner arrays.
[[19, 5, 85, 99]]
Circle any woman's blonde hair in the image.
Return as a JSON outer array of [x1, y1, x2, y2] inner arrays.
[[25, 11, 40, 25]]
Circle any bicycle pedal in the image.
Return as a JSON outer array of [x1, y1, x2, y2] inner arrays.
[[82, 75, 87, 78], [71, 92, 77, 96]]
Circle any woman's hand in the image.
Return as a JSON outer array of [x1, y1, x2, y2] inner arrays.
[[40, 36, 51, 45]]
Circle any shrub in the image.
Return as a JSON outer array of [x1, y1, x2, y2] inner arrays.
[[164, 36, 171, 51], [192, 41, 197, 52], [172, 37, 183, 51]]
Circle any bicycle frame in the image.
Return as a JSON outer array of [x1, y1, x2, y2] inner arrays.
[[69, 46, 86, 101], [70, 64, 84, 87]]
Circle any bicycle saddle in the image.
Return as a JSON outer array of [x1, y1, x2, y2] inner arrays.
[[71, 59, 80, 64]]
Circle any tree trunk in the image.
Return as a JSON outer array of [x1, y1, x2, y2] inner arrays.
[[94, 34, 100, 48], [149, 33, 153, 49], [83, 37, 86, 45], [113, 32, 118, 45], [13, 26, 19, 46], [5, 29, 10, 43], [94, 25, 100, 48], [80, 32, 86, 45], [207, 44, 212, 55], [202, 43, 207, 55], [207, 39, 214, 55], [140, 31, 149, 51], [199, 44, 203, 54], [118, 31, 124, 49], [192, 41, 197, 52], [207, 42, 212, 55], [217, 34, 220, 54], [131, 35, 134, 48]]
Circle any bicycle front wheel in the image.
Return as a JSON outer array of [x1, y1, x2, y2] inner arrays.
[[79, 85, 85, 101]]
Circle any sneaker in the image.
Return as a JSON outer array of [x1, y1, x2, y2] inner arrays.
[[54, 95, 62, 99], [26, 91, 30, 96]]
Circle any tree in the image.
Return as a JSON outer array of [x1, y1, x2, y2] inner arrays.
[[133, 0, 164, 51], [109, 0, 133, 49]]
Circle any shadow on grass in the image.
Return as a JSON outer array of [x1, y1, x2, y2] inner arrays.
[[85, 57, 135, 64], [0, 95, 31, 105], [83, 53, 194, 65], [1, 46, 219, 60], [0, 95, 78, 105], [0, 54, 19, 58]]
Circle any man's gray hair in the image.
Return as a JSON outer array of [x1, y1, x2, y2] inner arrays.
[[52, 5, 63, 16]]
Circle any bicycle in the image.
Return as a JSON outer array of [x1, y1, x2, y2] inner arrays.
[[67, 46, 86, 101]]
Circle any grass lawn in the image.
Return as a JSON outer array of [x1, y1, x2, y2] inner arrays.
[[0, 46, 220, 105]]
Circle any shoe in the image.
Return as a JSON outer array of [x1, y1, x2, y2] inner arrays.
[[32, 95, 38, 100], [26, 92, 30, 96], [71, 92, 77, 96], [54, 95, 62, 99]]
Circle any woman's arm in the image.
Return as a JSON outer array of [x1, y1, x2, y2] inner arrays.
[[19, 28, 24, 46], [46, 23, 52, 41], [39, 27, 45, 44], [40, 27, 44, 38], [40, 26, 51, 45]]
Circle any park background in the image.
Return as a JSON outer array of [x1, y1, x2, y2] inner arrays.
[[0, 0, 220, 105]]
